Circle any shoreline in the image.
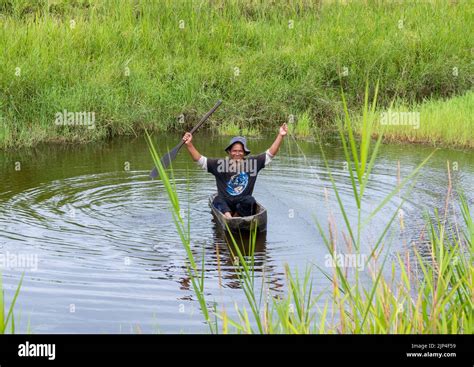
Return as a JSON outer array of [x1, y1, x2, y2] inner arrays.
[[1, 1, 472, 150]]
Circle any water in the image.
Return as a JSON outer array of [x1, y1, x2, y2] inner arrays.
[[0, 134, 472, 333]]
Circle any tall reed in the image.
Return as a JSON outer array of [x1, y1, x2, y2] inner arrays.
[[0, 273, 23, 334]]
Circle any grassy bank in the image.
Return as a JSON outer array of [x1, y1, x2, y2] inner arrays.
[[355, 91, 474, 149], [1, 0, 472, 148], [283, 90, 474, 146]]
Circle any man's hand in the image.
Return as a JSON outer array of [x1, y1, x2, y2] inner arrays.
[[183, 132, 202, 161], [182, 132, 193, 145], [279, 123, 288, 136]]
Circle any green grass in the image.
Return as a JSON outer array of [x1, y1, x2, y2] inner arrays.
[[217, 121, 261, 137], [359, 91, 474, 148], [147, 82, 473, 334], [288, 110, 313, 138], [0, 273, 24, 334], [1, 0, 472, 148]]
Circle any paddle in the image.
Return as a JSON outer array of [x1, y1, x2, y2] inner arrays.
[[149, 100, 222, 179]]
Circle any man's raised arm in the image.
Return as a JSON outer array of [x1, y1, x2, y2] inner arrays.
[[268, 123, 288, 157]]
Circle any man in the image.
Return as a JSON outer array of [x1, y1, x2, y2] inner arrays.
[[182, 123, 288, 219]]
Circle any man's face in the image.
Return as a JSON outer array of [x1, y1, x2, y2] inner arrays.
[[228, 143, 244, 161]]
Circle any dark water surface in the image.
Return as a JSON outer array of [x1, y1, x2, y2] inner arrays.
[[1, 134, 472, 333]]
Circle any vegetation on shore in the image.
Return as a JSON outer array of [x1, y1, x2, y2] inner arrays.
[[1, 0, 472, 148], [366, 91, 474, 149]]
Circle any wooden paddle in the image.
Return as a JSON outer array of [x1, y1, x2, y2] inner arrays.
[[149, 100, 222, 179]]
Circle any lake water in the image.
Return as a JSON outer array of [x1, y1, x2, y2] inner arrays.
[[0, 134, 472, 333]]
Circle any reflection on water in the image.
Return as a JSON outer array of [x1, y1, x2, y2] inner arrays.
[[211, 223, 284, 291], [0, 134, 472, 333], [175, 224, 284, 299]]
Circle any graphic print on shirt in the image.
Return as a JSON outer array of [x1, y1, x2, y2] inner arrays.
[[226, 172, 249, 196]]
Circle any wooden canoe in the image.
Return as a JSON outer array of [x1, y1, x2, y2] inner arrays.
[[208, 194, 267, 233]]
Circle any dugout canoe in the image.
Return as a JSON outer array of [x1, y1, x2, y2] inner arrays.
[[208, 194, 267, 232]]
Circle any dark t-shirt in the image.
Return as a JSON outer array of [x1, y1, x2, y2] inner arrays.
[[207, 154, 266, 200]]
